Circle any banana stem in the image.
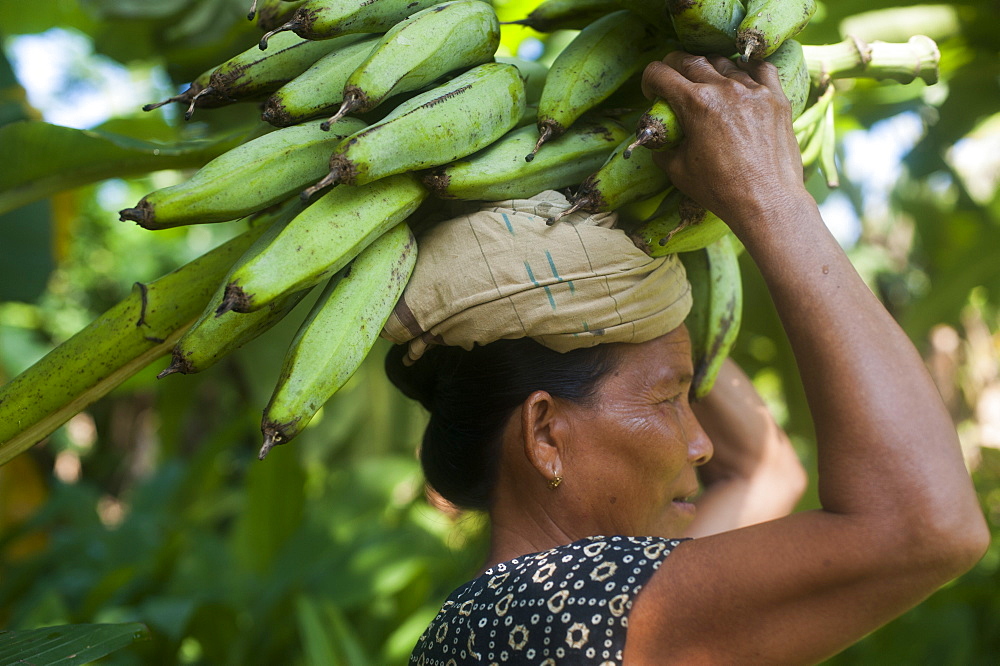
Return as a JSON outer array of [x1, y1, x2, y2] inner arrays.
[[802, 35, 940, 87], [525, 125, 554, 162], [248, 0, 258, 21], [259, 20, 297, 50], [184, 86, 215, 121], [0, 226, 268, 465]]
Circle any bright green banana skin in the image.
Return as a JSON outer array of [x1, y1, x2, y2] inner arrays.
[[119, 117, 366, 229], [159, 203, 313, 377], [496, 57, 548, 106], [422, 115, 628, 201], [530, 10, 663, 158], [629, 37, 809, 154], [261, 34, 379, 126], [679, 233, 743, 400], [563, 133, 672, 216], [260, 222, 417, 457], [666, 0, 745, 56], [630, 189, 731, 255], [224, 173, 426, 312], [0, 219, 276, 463], [260, 0, 443, 47], [209, 31, 345, 101], [329, 1, 500, 122], [737, 0, 816, 61], [507, 0, 619, 32], [304, 62, 525, 192]]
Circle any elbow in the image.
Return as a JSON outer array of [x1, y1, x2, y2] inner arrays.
[[901, 501, 991, 582]]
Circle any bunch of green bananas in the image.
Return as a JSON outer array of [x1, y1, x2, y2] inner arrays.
[[0, 0, 944, 463]]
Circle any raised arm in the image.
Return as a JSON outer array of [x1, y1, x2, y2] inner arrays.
[[685, 358, 806, 538], [626, 52, 989, 664]]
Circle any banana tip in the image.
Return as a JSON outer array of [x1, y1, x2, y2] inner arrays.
[[259, 427, 284, 460]]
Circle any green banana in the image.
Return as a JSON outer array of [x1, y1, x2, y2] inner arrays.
[[259, 0, 443, 49], [158, 204, 313, 378], [0, 220, 275, 464], [301, 62, 525, 197], [119, 117, 366, 229], [322, 1, 500, 129], [626, 37, 809, 156], [526, 10, 663, 161], [261, 34, 379, 127], [819, 99, 838, 188], [666, 0, 745, 56], [679, 233, 742, 400], [257, 0, 308, 31], [193, 31, 348, 117], [496, 57, 548, 106], [220, 173, 426, 314], [422, 114, 629, 201], [736, 0, 816, 61], [617, 0, 675, 34], [551, 133, 671, 222], [259, 222, 417, 458], [629, 188, 730, 255], [504, 0, 619, 32]]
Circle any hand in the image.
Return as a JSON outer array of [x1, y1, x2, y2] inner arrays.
[[640, 52, 808, 235]]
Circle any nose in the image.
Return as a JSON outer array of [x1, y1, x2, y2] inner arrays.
[[685, 405, 713, 467]]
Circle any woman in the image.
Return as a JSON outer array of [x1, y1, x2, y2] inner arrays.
[[387, 52, 989, 664]]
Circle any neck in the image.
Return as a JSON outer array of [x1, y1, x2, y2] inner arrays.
[[484, 489, 583, 571]]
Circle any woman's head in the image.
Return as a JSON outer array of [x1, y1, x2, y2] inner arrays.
[[385, 337, 620, 511]]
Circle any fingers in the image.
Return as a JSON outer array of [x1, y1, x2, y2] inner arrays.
[[642, 52, 762, 102]]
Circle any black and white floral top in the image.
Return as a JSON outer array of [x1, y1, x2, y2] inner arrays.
[[410, 535, 687, 665]]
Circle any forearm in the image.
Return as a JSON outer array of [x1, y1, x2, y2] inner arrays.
[[688, 359, 806, 536], [737, 192, 982, 544]]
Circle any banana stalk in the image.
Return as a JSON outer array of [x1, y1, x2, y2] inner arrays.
[[0, 220, 276, 465], [259, 222, 417, 458], [802, 35, 940, 87]]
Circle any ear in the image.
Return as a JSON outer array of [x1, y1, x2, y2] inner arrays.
[[520, 390, 565, 484]]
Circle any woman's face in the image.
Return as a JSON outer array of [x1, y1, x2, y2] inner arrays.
[[558, 326, 713, 537]]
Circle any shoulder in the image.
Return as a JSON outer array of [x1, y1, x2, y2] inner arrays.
[[410, 536, 687, 665]]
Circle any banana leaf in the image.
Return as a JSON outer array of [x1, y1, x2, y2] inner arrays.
[[0, 120, 250, 216], [0, 623, 149, 665]]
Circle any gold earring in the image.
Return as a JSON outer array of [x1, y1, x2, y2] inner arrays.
[[547, 476, 563, 490]]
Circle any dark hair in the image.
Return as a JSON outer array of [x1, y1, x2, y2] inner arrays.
[[385, 339, 620, 511]]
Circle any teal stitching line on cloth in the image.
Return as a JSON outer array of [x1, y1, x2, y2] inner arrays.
[[524, 261, 557, 311], [545, 249, 575, 294]]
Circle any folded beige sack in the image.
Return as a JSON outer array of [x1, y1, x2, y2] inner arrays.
[[382, 190, 691, 364]]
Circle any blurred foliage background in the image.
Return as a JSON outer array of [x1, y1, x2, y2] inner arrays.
[[0, 0, 998, 663]]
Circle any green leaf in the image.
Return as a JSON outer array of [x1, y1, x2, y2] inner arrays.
[[0, 623, 149, 665], [0, 121, 251, 216]]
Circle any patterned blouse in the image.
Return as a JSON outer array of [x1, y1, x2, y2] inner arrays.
[[410, 535, 687, 665]]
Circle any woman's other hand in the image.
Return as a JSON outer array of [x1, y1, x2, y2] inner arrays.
[[640, 52, 806, 235], [685, 358, 806, 537]]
